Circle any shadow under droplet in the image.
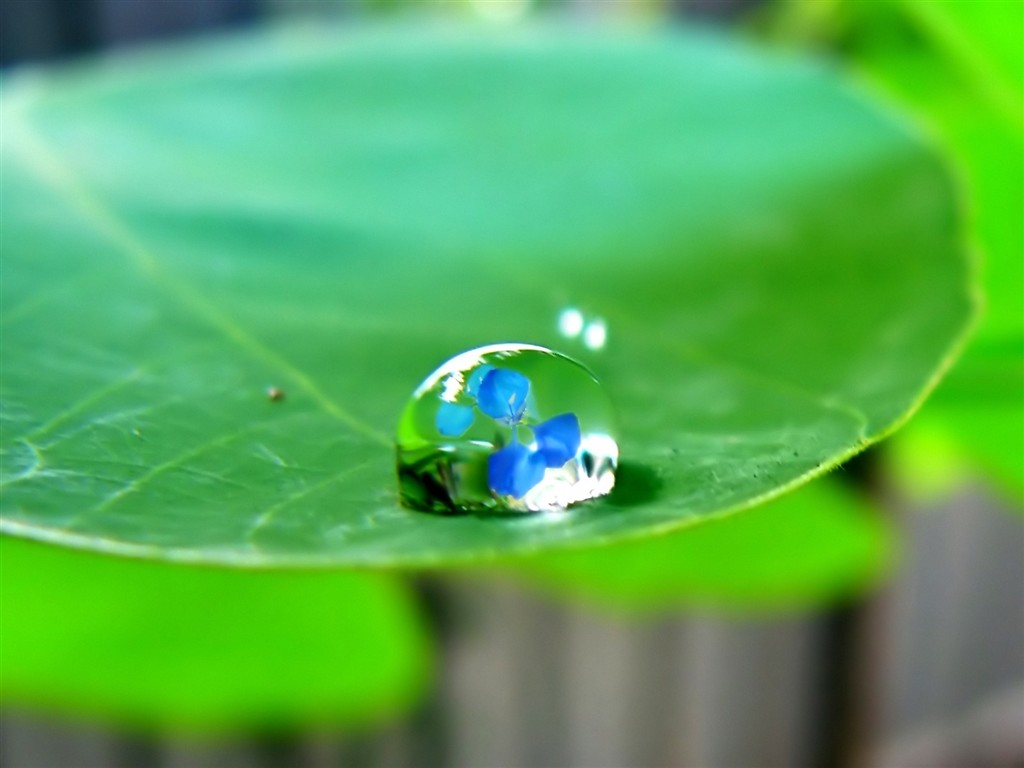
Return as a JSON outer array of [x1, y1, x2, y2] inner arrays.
[[604, 460, 663, 508]]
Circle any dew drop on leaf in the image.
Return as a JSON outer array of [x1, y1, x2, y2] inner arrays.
[[396, 344, 619, 514]]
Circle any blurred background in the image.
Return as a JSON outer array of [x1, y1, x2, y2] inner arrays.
[[1, 1, 1021, 767]]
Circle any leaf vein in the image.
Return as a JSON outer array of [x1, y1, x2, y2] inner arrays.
[[247, 460, 375, 539], [6, 95, 389, 447]]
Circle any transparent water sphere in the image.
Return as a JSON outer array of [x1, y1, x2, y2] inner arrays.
[[396, 344, 618, 514]]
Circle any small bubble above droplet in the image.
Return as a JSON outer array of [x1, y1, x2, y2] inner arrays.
[[396, 344, 619, 515], [557, 307, 585, 338], [582, 319, 607, 350]]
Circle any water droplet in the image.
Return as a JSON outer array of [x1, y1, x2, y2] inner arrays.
[[396, 344, 618, 514]]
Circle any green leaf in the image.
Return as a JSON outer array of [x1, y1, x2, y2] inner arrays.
[[887, 400, 1023, 504], [0, 26, 973, 565], [900, 0, 1023, 128], [513, 477, 892, 611], [843, 0, 1024, 500], [917, 341, 1024, 502], [0, 537, 430, 730]]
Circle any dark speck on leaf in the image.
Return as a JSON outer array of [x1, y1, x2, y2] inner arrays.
[[267, 387, 285, 402]]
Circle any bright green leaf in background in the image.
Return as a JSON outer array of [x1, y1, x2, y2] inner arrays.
[[515, 477, 891, 611], [857, 0, 1024, 503], [0, 537, 430, 730], [0, 26, 972, 565], [762, 0, 1023, 502]]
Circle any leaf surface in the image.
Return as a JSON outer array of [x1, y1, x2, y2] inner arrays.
[[0, 26, 972, 564]]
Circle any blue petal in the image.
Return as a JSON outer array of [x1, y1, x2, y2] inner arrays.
[[435, 402, 474, 437], [533, 413, 581, 467], [477, 368, 530, 423], [465, 364, 494, 398], [488, 441, 547, 499]]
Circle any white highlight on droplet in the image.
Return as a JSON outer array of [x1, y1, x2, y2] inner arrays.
[[440, 373, 462, 403], [583, 319, 607, 350]]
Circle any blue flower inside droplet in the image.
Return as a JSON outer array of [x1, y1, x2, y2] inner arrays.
[[465, 364, 495, 398], [532, 413, 581, 467], [436, 401, 474, 437], [486, 413, 582, 500], [488, 441, 548, 500], [477, 368, 530, 425], [434, 363, 584, 502]]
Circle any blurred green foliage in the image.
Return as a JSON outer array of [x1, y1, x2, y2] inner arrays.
[[515, 477, 891, 611], [0, 537, 430, 731], [761, 0, 1023, 502]]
